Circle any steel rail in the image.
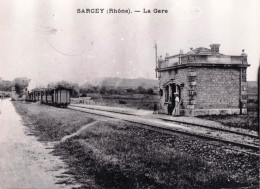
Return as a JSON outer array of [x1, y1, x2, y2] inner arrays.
[[67, 106, 259, 153], [70, 104, 258, 139]]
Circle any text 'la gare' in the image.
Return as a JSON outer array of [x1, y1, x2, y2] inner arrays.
[[143, 9, 168, 13]]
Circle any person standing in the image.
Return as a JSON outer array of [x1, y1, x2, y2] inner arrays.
[[173, 93, 180, 116], [153, 102, 158, 114], [167, 97, 172, 115]]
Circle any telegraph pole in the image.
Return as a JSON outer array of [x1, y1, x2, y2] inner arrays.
[[154, 41, 158, 78]]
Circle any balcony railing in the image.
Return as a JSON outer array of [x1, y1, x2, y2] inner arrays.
[[158, 54, 248, 69]]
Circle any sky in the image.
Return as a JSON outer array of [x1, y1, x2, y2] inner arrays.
[[0, 0, 259, 89]]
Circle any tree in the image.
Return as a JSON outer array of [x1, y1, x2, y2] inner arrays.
[[137, 86, 146, 94], [13, 77, 30, 95], [47, 82, 56, 88], [0, 80, 13, 91], [100, 86, 107, 94], [79, 83, 93, 94], [126, 88, 135, 94], [146, 88, 154, 95], [92, 86, 98, 93], [86, 88, 94, 93], [47, 81, 79, 98], [108, 88, 116, 94]]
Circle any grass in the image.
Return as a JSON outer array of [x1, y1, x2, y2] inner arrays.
[[83, 94, 160, 110], [13, 101, 95, 141], [13, 101, 259, 188], [198, 111, 259, 131], [98, 98, 159, 110]]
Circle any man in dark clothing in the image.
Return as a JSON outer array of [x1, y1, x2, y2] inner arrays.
[[167, 98, 172, 115], [153, 102, 158, 114]]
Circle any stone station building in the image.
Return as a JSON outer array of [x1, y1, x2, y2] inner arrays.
[[156, 44, 250, 116]]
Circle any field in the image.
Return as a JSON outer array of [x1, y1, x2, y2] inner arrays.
[[77, 93, 160, 110], [13, 102, 259, 188]]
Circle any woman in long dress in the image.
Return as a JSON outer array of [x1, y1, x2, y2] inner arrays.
[[173, 93, 180, 116]]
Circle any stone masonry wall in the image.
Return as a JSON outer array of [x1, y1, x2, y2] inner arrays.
[[158, 68, 190, 113], [194, 67, 240, 109], [158, 66, 247, 116]]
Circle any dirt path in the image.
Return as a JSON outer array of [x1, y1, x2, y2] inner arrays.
[[61, 121, 99, 142], [0, 99, 79, 189]]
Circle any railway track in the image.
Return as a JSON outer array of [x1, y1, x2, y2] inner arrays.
[[157, 117, 258, 139], [70, 104, 258, 139], [68, 105, 259, 153]]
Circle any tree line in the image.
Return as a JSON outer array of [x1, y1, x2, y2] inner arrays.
[[1, 78, 155, 98], [0, 77, 30, 96], [79, 85, 155, 96], [44, 81, 155, 97]]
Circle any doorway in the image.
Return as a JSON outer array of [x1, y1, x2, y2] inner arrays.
[[167, 83, 180, 115]]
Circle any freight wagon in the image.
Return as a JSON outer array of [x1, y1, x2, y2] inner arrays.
[[41, 91, 47, 104], [28, 89, 43, 102], [53, 87, 71, 107], [27, 87, 71, 108], [46, 89, 53, 105]]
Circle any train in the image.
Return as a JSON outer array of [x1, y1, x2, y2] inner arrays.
[[27, 87, 71, 108]]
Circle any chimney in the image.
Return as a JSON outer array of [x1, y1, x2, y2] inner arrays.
[[209, 44, 221, 53]]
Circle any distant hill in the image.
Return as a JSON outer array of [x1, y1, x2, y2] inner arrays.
[[82, 77, 158, 89]]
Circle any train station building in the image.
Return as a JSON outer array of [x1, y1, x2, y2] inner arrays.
[[156, 44, 250, 116]]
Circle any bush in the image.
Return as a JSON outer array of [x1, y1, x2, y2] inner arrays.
[[146, 88, 154, 95]]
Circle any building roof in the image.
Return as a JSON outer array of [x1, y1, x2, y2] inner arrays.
[[157, 44, 249, 71], [186, 47, 222, 55]]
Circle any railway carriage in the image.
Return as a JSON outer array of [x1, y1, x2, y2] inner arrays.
[[41, 90, 47, 104], [28, 90, 42, 102], [35, 91, 41, 102], [27, 92, 32, 101], [46, 89, 54, 105], [28, 87, 71, 108], [29, 91, 36, 102], [32, 91, 36, 102], [53, 87, 71, 107]]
